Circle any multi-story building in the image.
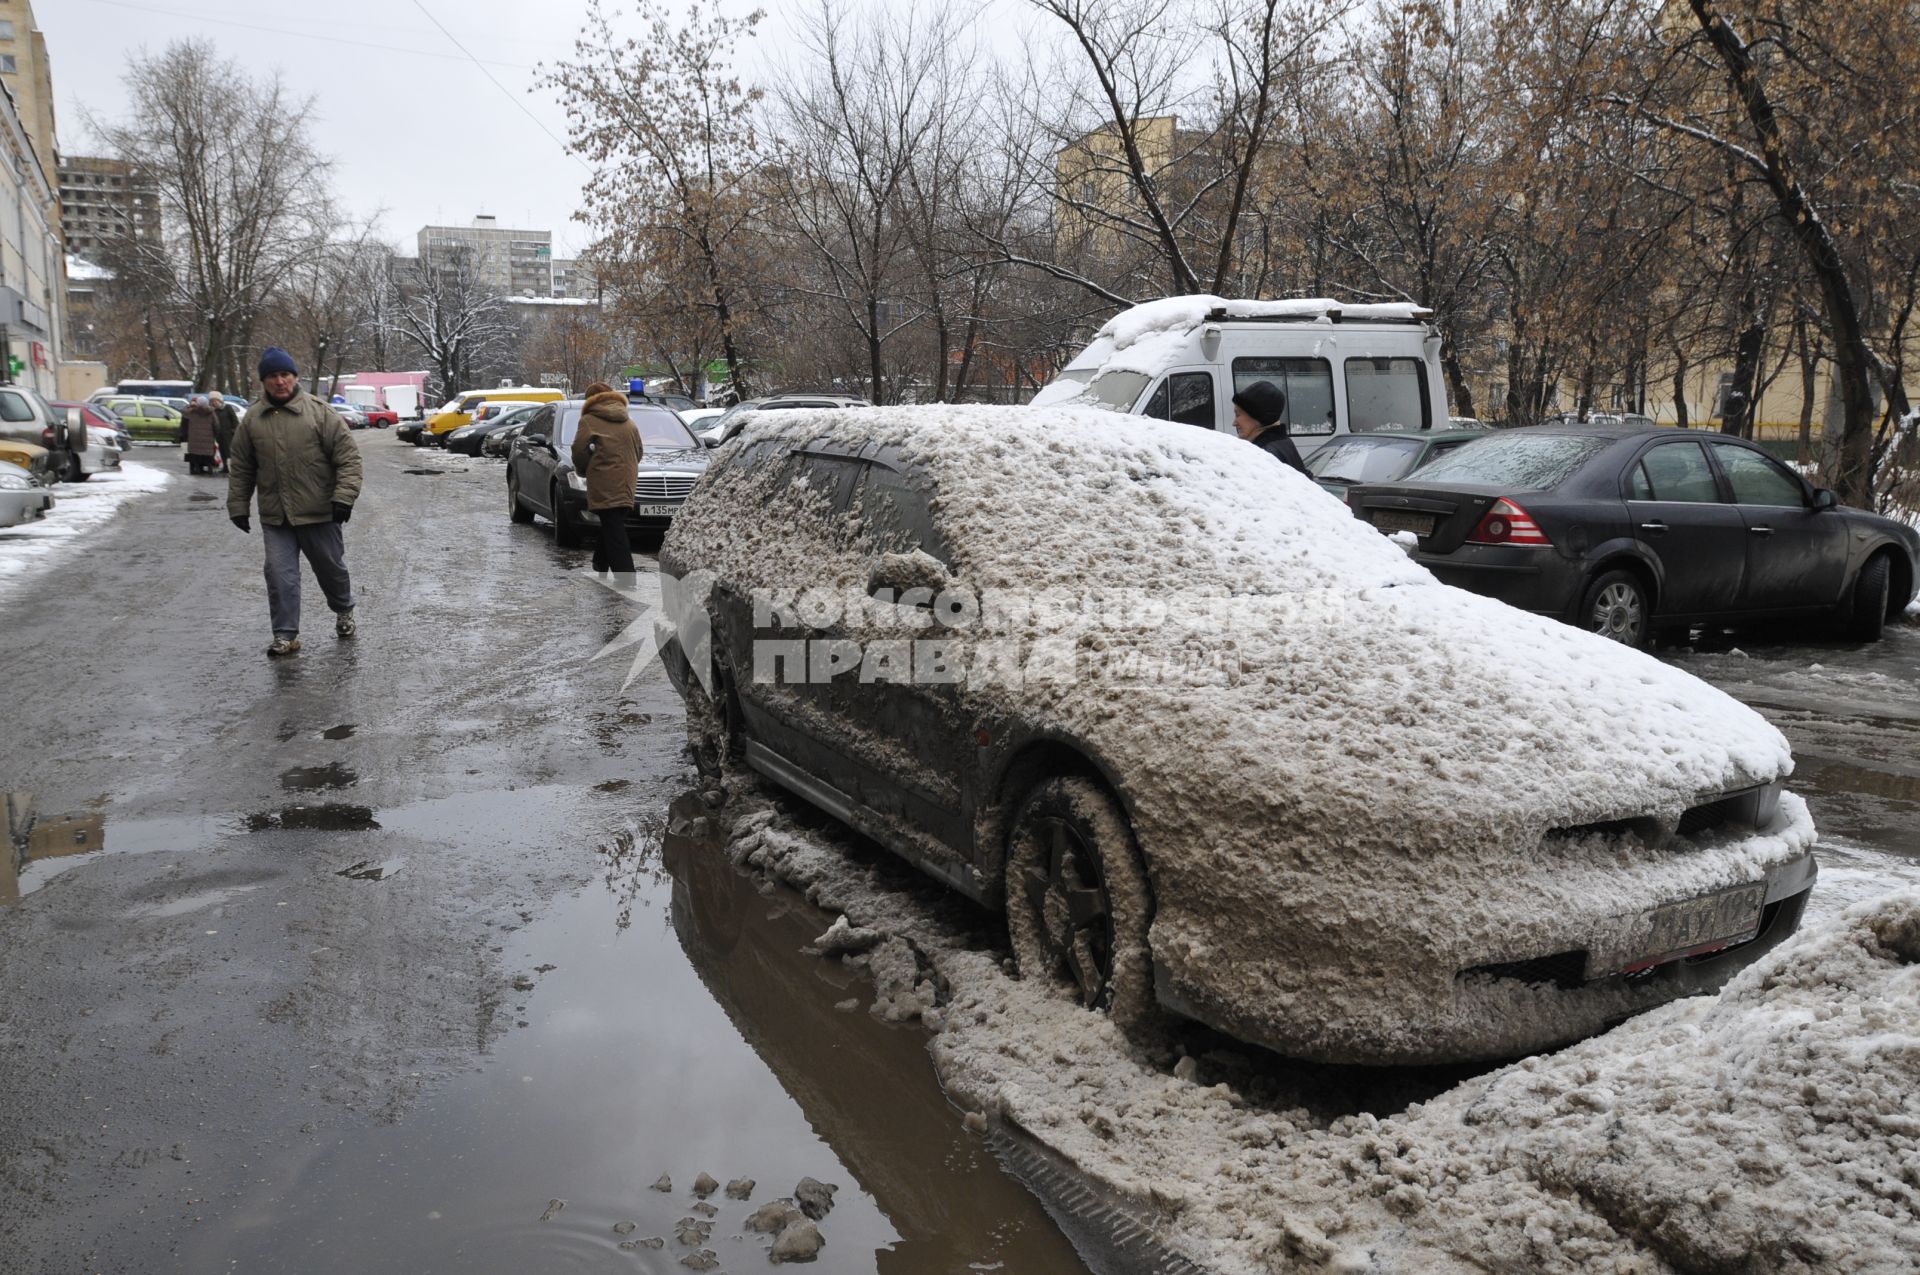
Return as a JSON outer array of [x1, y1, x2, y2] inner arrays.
[[57, 156, 161, 259], [0, 1, 54, 176], [551, 256, 596, 301], [0, 75, 64, 396], [418, 215, 555, 297]]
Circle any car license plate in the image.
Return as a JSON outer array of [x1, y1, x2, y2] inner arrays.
[[1371, 509, 1434, 537], [634, 503, 680, 518], [1598, 883, 1766, 976]]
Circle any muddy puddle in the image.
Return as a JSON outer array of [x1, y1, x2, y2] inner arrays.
[[162, 790, 1094, 1275]]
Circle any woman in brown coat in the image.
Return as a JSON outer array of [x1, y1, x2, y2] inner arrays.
[[178, 395, 220, 475], [570, 382, 642, 572]]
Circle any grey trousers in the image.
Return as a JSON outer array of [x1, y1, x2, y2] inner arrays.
[[262, 520, 355, 637]]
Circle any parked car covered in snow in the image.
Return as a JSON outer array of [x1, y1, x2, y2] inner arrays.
[[1347, 425, 1920, 646], [657, 406, 1818, 1065], [1303, 425, 1489, 504]]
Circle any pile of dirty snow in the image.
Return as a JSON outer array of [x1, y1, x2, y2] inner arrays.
[[676, 406, 1807, 1063], [718, 792, 1920, 1275], [0, 462, 171, 596]]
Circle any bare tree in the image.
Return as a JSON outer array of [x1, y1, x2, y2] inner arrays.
[[88, 40, 336, 391], [546, 0, 768, 398], [393, 249, 515, 403]]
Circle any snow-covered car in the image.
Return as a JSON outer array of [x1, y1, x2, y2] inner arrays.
[[657, 406, 1819, 1065], [0, 464, 53, 527]]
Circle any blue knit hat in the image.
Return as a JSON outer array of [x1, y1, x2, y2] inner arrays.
[[259, 347, 298, 379]]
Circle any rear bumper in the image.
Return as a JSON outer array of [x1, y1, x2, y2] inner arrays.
[[1415, 544, 1585, 619]]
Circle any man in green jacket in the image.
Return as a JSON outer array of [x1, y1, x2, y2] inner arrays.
[[226, 347, 363, 657]]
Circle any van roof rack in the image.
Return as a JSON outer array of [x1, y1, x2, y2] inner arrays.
[[1201, 300, 1432, 325]]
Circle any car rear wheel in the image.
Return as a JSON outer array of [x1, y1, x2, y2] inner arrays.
[[1005, 776, 1154, 1036], [552, 483, 585, 547], [1843, 552, 1891, 642], [507, 472, 533, 523], [1581, 569, 1650, 648]]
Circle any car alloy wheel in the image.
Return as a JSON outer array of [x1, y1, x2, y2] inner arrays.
[[1582, 569, 1649, 647], [1005, 776, 1154, 1035]]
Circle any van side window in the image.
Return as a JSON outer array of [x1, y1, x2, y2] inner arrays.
[[1232, 358, 1334, 436], [1142, 372, 1215, 429], [1345, 357, 1431, 432]]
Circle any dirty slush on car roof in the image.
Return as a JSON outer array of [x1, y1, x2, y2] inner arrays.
[[660, 405, 1815, 1065]]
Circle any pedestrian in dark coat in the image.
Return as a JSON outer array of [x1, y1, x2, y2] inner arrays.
[[570, 381, 642, 573], [1232, 380, 1310, 477], [209, 391, 241, 471], [179, 395, 220, 475]]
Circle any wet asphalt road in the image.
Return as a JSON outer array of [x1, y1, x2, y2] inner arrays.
[[0, 439, 1092, 1274], [2, 436, 1916, 1274]]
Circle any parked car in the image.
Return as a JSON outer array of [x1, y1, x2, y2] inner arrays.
[[506, 398, 709, 545], [447, 403, 541, 456], [709, 394, 875, 446], [1030, 297, 1445, 454], [1542, 411, 1656, 430], [357, 403, 398, 429], [425, 386, 566, 443], [100, 396, 182, 442], [654, 406, 1817, 1065], [1303, 427, 1489, 503], [1347, 425, 1920, 646], [58, 401, 132, 454], [481, 421, 528, 458], [0, 385, 75, 480], [0, 438, 55, 485], [49, 402, 124, 481], [334, 403, 371, 430], [0, 463, 53, 528], [632, 391, 700, 413]]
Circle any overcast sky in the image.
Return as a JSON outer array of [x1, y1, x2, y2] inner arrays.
[[41, 0, 1041, 259]]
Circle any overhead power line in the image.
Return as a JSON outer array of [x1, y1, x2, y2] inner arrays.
[[71, 0, 535, 69], [408, 0, 589, 171]]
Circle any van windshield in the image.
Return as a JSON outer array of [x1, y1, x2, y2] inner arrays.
[[1083, 370, 1149, 413]]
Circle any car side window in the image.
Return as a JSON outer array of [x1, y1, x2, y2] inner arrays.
[[851, 463, 950, 563], [1142, 373, 1214, 428], [1344, 357, 1432, 432], [0, 390, 32, 422], [790, 450, 866, 512], [522, 406, 553, 438], [1709, 441, 1804, 506], [1628, 463, 1654, 501], [1638, 441, 1721, 502], [1232, 357, 1334, 436]]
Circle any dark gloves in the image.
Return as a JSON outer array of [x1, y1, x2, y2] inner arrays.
[[231, 515, 251, 533], [332, 502, 352, 524]]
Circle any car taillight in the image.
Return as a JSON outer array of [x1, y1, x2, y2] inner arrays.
[[1467, 498, 1551, 546], [42, 427, 55, 445]]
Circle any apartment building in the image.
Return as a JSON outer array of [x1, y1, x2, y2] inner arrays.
[[0, 0, 54, 174], [57, 155, 161, 258], [418, 215, 555, 296], [0, 73, 63, 395]]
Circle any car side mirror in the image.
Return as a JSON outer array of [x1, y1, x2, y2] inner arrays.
[[1810, 488, 1837, 510], [701, 434, 721, 449], [868, 549, 952, 599]]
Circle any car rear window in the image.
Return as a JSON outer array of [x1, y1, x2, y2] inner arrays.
[[1305, 436, 1425, 483], [1412, 432, 1611, 488]]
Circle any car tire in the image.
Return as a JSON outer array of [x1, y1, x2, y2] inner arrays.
[[552, 484, 585, 547], [1843, 552, 1891, 642], [65, 455, 83, 483], [1581, 568, 1650, 648], [687, 662, 740, 779], [1005, 776, 1156, 1038], [508, 472, 533, 523]]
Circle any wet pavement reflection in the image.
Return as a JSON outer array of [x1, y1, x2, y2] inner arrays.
[[2, 793, 107, 905], [173, 788, 1091, 1275]]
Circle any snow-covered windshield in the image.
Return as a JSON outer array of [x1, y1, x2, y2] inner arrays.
[[1413, 432, 1611, 489], [1029, 369, 1094, 407], [1082, 370, 1149, 413], [1305, 436, 1425, 483]]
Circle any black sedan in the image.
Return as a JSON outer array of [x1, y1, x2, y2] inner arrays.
[[505, 398, 709, 545], [1348, 426, 1919, 646]]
